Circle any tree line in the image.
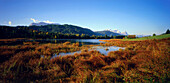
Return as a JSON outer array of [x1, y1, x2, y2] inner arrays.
[[0, 26, 125, 39]]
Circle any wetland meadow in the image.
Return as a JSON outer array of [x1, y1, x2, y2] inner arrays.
[[1, 0, 170, 82], [0, 35, 169, 82]]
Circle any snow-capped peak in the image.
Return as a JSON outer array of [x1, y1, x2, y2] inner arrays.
[[104, 29, 128, 35], [112, 29, 120, 33], [121, 31, 128, 35], [104, 29, 112, 31]]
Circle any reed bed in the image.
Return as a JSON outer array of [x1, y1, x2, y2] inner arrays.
[[0, 38, 169, 82]]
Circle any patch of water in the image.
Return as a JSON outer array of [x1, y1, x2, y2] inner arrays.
[[92, 46, 125, 55], [51, 46, 125, 58]]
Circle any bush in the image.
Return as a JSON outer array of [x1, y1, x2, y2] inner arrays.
[[153, 33, 156, 36]]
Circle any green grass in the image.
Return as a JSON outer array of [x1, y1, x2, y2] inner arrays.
[[123, 34, 170, 41]]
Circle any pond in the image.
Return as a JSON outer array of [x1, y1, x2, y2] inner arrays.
[[51, 46, 125, 58], [13, 39, 124, 57], [18, 39, 108, 45], [34, 39, 107, 45], [1, 39, 108, 46]]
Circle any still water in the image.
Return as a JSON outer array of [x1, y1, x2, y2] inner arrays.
[[22, 39, 108, 45], [17, 39, 124, 57], [51, 46, 125, 58]]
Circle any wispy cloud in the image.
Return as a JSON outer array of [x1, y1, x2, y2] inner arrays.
[[30, 18, 54, 24], [30, 18, 38, 23], [43, 20, 54, 23], [8, 21, 11, 25]]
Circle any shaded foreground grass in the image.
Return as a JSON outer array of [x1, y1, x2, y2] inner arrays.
[[0, 38, 170, 82]]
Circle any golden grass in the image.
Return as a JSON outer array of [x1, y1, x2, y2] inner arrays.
[[0, 38, 169, 82]]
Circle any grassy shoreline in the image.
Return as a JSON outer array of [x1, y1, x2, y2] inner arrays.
[[0, 37, 169, 82], [123, 34, 170, 41]]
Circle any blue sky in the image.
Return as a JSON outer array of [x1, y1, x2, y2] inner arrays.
[[0, 0, 170, 35]]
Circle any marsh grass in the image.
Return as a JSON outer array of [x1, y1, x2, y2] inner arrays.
[[0, 38, 169, 82]]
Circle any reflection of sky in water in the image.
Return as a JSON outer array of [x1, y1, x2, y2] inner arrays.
[[95, 46, 125, 55], [51, 51, 81, 59], [21, 39, 108, 45], [51, 46, 125, 59], [76, 39, 106, 43]]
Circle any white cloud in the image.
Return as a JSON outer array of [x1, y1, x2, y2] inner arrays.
[[8, 21, 11, 25], [30, 18, 39, 23], [30, 18, 55, 24], [43, 20, 54, 23]]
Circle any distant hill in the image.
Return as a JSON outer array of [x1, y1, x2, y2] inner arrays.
[[1, 22, 130, 38], [29, 24, 95, 36], [104, 29, 128, 35], [95, 31, 122, 36], [29, 22, 130, 36], [0, 25, 114, 39]]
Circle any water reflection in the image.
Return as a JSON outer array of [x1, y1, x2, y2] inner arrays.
[[92, 46, 125, 55], [51, 46, 125, 58], [16, 39, 107, 45]]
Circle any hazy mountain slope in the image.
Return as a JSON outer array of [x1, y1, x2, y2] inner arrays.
[[95, 31, 122, 36], [105, 29, 128, 35]]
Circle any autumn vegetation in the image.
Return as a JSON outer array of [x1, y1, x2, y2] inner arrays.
[[0, 36, 170, 82]]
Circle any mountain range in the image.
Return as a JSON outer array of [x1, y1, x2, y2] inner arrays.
[[104, 29, 128, 35], [95, 31, 121, 36], [29, 24, 95, 36], [95, 29, 128, 36], [29, 22, 128, 36]]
